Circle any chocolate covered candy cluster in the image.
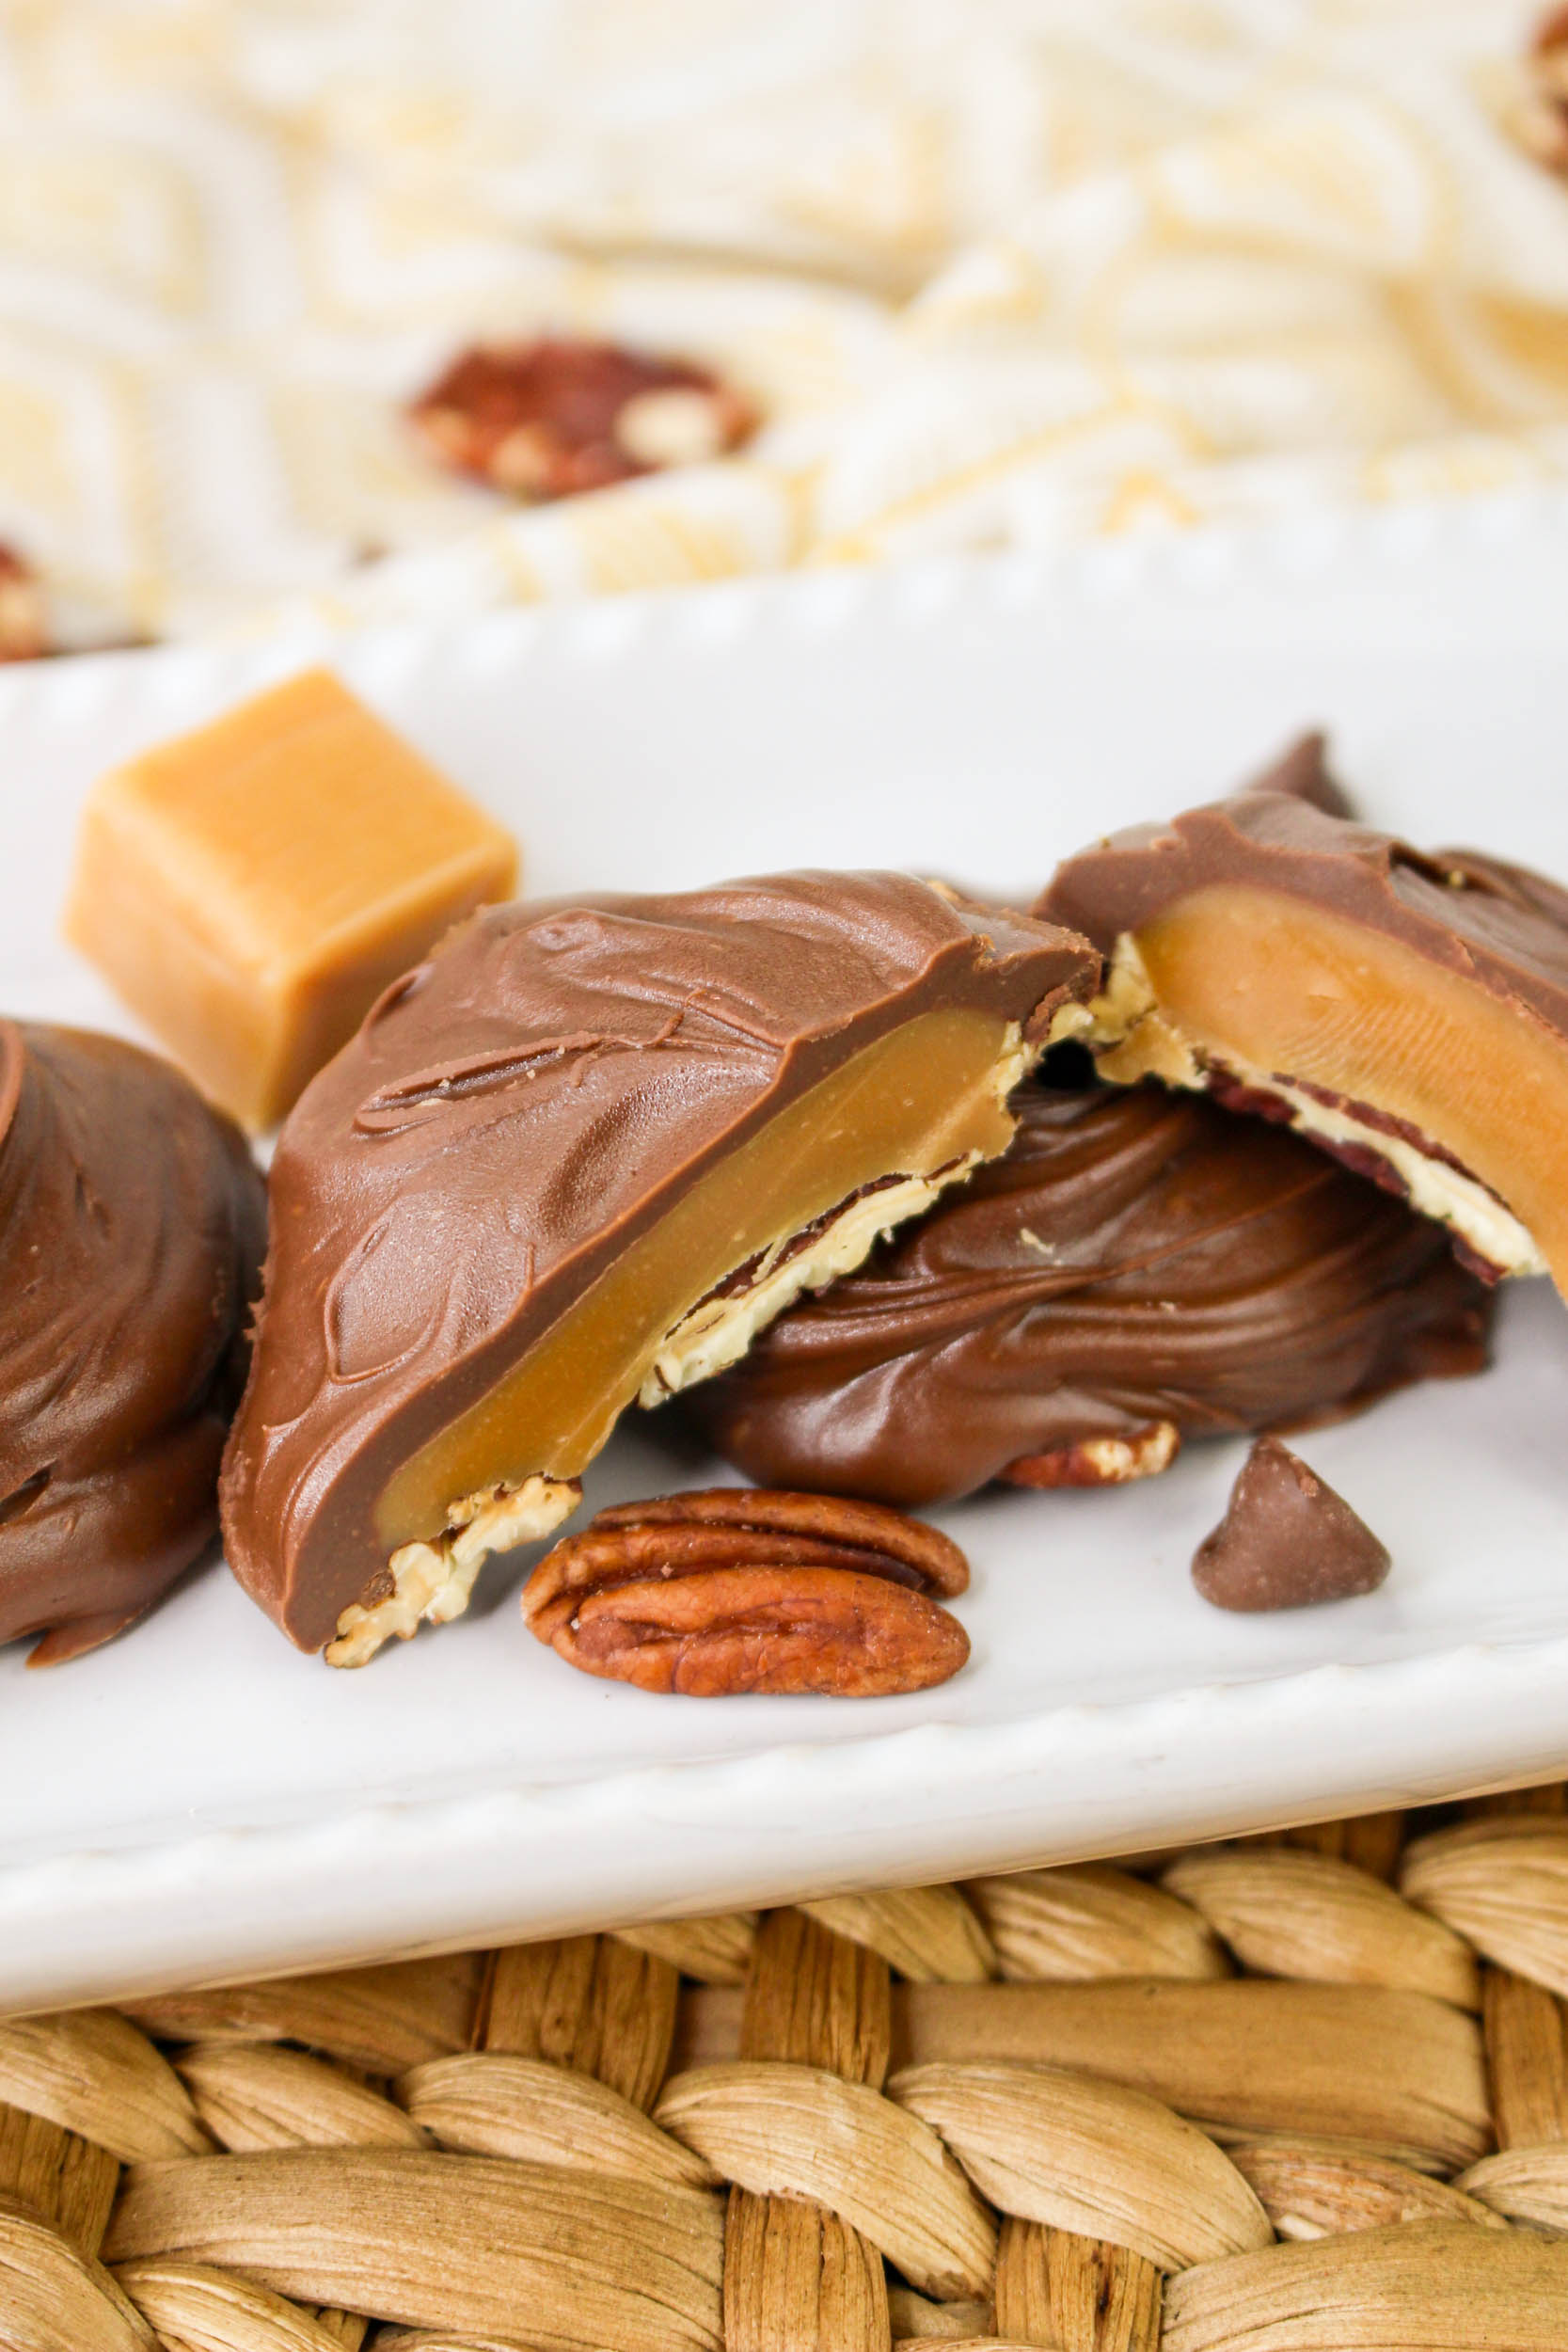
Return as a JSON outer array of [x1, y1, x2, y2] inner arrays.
[[30, 676, 1568, 1681]]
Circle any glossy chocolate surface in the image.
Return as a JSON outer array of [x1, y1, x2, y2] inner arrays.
[[688, 1083, 1491, 1510], [220, 872, 1097, 1651], [0, 1023, 265, 1661], [1192, 1435, 1391, 1612]]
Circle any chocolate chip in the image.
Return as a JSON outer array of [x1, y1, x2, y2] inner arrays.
[[1192, 1436, 1390, 1613]]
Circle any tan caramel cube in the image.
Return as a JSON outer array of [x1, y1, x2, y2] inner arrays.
[[65, 668, 517, 1129]]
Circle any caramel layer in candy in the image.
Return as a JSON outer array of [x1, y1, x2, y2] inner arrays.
[[1039, 766, 1568, 1289], [687, 1082, 1491, 1510], [219, 872, 1098, 1662], [66, 668, 517, 1130], [0, 1022, 265, 1662]]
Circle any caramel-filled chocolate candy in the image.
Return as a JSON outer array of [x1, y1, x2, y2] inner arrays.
[[66, 668, 517, 1131], [1192, 1437, 1391, 1613], [1039, 758, 1568, 1290], [0, 1022, 265, 1662], [686, 1083, 1491, 1510], [219, 872, 1098, 1663]]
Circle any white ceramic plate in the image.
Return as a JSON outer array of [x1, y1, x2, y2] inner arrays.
[[6, 496, 1568, 2017]]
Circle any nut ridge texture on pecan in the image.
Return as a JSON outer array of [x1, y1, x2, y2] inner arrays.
[[1038, 735, 1568, 1295], [219, 870, 1097, 1661], [686, 1081, 1490, 1511], [523, 1488, 971, 1696]]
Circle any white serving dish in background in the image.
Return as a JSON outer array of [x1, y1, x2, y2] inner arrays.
[[5, 493, 1568, 2015]]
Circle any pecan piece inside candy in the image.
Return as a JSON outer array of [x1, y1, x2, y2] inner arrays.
[[522, 1488, 970, 1696], [408, 338, 756, 501], [1003, 1422, 1180, 1490]]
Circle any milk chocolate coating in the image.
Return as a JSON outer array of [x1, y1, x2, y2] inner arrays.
[[1038, 785, 1568, 1038], [1237, 730, 1354, 818], [1192, 1436, 1390, 1612], [0, 1023, 265, 1662], [220, 873, 1097, 1652], [1429, 846, 1568, 936], [686, 1084, 1491, 1510]]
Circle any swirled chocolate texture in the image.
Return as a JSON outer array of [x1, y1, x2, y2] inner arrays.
[[1038, 775, 1568, 1291], [687, 1084, 1492, 1511], [0, 1023, 266, 1663], [219, 873, 1097, 1657]]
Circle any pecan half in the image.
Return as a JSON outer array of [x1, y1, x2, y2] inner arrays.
[[1508, 7, 1568, 174], [408, 338, 756, 501], [1001, 1422, 1180, 1490], [522, 1487, 970, 1696]]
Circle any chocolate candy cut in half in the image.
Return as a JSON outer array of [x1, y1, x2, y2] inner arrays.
[[0, 1023, 266, 1663], [686, 1082, 1492, 1510], [219, 872, 1098, 1664], [1039, 743, 1568, 1290]]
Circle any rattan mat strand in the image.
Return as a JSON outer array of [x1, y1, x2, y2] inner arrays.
[[9, 1787, 1568, 2347]]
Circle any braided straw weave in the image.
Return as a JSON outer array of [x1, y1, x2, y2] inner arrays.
[[9, 1788, 1568, 2346]]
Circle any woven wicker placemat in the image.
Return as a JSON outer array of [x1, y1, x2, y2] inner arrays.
[[7, 1785, 1568, 2348]]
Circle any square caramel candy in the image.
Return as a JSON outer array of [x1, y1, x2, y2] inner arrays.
[[66, 668, 517, 1129]]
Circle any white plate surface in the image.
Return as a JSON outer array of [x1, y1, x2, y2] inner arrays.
[[6, 498, 1568, 2014]]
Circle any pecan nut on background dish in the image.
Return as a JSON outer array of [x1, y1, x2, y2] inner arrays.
[[1506, 7, 1568, 174], [408, 338, 756, 501], [522, 1488, 970, 1697], [0, 545, 45, 662]]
